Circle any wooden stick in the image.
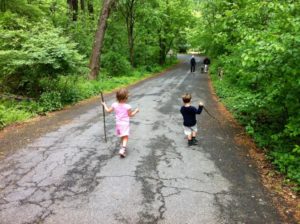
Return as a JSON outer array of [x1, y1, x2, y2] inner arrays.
[[100, 92, 107, 142], [203, 106, 222, 124]]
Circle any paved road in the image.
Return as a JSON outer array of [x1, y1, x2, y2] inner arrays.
[[0, 55, 285, 224]]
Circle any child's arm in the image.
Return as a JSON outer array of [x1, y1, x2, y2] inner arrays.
[[101, 101, 113, 113], [128, 108, 139, 117], [196, 102, 204, 114]]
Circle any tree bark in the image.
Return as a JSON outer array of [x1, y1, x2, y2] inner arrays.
[[89, 0, 116, 80], [158, 0, 171, 65], [87, 0, 94, 15], [159, 35, 167, 65], [125, 0, 136, 67], [158, 28, 167, 65], [118, 0, 136, 66], [80, 0, 85, 11], [0, 0, 7, 12], [128, 23, 134, 66], [67, 0, 79, 21]]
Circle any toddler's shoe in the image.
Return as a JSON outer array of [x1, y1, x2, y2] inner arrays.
[[119, 147, 126, 158], [188, 140, 193, 146], [192, 137, 198, 145]]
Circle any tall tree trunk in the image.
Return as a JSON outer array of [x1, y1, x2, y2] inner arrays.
[[119, 0, 136, 67], [158, 0, 171, 65], [128, 25, 134, 66], [159, 31, 167, 65], [89, 0, 116, 80], [159, 43, 167, 65], [0, 0, 7, 12], [87, 0, 94, 15], [80, 0, 85, 11], [127, 0, 135, 66], [68, 0, 79, 21]]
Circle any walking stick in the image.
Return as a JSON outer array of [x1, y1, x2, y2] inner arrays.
[[203, 106, 222, 124], [100, 92, 107, 143]]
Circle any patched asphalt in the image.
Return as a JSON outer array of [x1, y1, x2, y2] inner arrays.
[[0, 55, 290, 224]]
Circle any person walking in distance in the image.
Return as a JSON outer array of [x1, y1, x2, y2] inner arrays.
[[203, 57, 211, 73], [180, 93, 204, 146], [101, 88, 139, 158], [190, 55, 196, 72]]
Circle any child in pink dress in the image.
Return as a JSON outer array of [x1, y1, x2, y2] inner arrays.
[[101, 88, 139, 157]]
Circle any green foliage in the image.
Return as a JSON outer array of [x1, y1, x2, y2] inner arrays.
[[0, 12, 86, 96], [271, 145, 300, 184], [105, 0, 193, 66], [102, 52, 132, 76], [39, 91, 63, 112], [0, 0, 43, 19], [64, 13, 99, 57], [0, 0, 190, 98], [0, 103, 33, 129], [22, 26, 85, 74], [195, 0, 300, 186]]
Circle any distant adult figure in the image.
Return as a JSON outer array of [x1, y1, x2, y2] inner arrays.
[[203, 57, 211, 73], [218, 67, 224, 80], [190, 55, 196, 72]]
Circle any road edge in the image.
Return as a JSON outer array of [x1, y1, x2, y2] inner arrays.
[[207, 75, 300, 223]]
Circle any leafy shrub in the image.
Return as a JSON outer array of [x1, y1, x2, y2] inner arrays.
[[0, 13, 85, 97], [0, 0, 43, 20], [102, 51, 132, 76], [271, 145, 300, 185], [55, 77, 83, 104], [0, 104, 32, 129], [39, 91, 62, 112]]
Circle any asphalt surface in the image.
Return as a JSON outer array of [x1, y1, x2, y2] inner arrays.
[[0, 55, 286, 224]]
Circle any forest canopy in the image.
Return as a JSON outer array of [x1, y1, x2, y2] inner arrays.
[[0, 0, 192, 98]]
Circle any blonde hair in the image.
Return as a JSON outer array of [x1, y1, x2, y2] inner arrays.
[[182, 93, 192, 103], [116, 88, 129, 102]]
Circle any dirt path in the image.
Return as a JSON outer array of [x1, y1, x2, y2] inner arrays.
[[0, 55, 295, 223]]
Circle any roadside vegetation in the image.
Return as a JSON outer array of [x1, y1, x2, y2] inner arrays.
[[0, 0, 191, 129], [189, 0, 300, 189], [0, 65, 173, 128]]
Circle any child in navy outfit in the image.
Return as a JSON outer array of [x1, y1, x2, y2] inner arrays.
[[180, 93, 204, 146]]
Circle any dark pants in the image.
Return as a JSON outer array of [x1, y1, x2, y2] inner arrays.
[[191, 64, 195, 72]]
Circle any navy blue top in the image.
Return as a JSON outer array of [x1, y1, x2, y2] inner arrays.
[[180, 105, 203, 127], [190, 57, 196, 66]]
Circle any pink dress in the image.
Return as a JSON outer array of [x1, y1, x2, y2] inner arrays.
[[111, 102, 131, 137]]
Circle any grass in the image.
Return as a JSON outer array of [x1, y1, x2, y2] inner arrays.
[[0, 61, 178, 130]]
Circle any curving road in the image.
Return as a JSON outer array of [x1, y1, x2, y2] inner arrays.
[[0, 55, 286, 223]]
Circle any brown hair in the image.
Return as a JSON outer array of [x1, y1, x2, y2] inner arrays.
[[116, 88, 129, 102], [182, 93, 192, 103]]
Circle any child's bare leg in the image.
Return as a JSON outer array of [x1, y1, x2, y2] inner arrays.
[[192, 131, 197, 137], [187, 134, 192, 140], [121, 136, 128, 148], [119, 136, 129, 157]]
